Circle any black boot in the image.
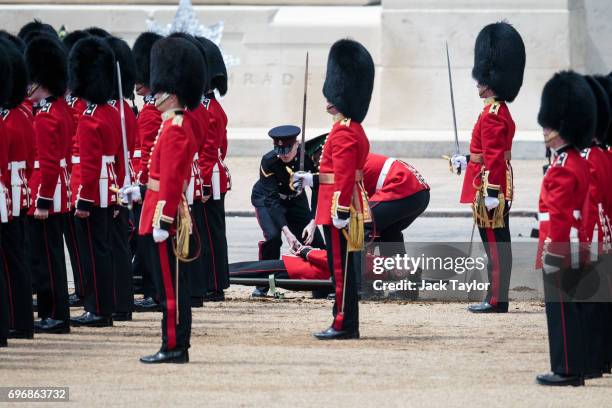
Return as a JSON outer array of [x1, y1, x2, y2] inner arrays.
[[203, 290, 225, 302], [111, 312, 132, 321], [70, 312, 113, 327], [68, 292, 84, 307], [536, 372, 585, 386], [190, 297, 204, 308], [251, 287, 268, 298], [140, 349, 189, 364], [0, 338, 7, 347], [8, 329, 34, 339], [467, 302, 508, 313], [313, 327, 360, 340], [34, 318, 70, 334], [133, 297, 161, 312]]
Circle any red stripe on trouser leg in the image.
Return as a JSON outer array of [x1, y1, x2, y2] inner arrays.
[[158, 242, 177, 350], [42, 222, 56, 318], [85, 219, 101, 315], [331, 228, 345, 330], [485, 228, 500, 306], [202, 207, 218, 290]]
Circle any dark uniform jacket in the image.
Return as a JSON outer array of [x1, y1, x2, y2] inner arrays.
[[251, 149, 318, 229]]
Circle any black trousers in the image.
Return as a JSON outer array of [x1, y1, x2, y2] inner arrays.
[[478, 209, 512, 306], [131, 202, 155, 298], [255, 196, 325, 260], [75, 208, 114, 317], [1, 216, 33, 331], [63, 210, 85, 297], [324, 226, 358, 332], [29, 214, 69, 321], [229, 259, 289, 280], [543, 270, 588, 376], [142, 234, 191, 351], [111, 207, 133, 313], [200, 194, 230, 292], [187, 201, 207, 298], [0, 232, 8, 341]]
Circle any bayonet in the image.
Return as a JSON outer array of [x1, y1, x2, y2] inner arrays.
[[299, 52, 309, 171], [446, 42, 461, 175]]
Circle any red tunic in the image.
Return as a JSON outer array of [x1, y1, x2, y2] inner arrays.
[[1, 107, 36, 217], [139, 110, 197, 235], [282, 248, 330, 280], [0, 119, 9, 221], [136, 95, 162, 185], [121, 99, 139, 185], [200, 96, 231, 196], [363, 153, 428, 202], [581, 145, 612, 257], [30, 97, 74, 215], [66, 95, 88, 199], [74, 103, 122, 210], [536, 147, 590, 269], [315, 117, 370, 226], [461, 99, 515, 203]]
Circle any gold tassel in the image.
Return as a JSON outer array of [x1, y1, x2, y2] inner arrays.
[[347, 209, 364, 252], [173, 198, 198, 262], [472, 190, 506, 229]]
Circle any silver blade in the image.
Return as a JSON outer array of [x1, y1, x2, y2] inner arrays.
[[446, 42, 460, 155], [299, 52, 309, 171]]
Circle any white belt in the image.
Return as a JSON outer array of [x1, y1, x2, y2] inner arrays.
[[72, 156, 80, 164], [133, 149, 141, 159], [9, 161, 26, 217], [99, 155, 116, 208], [538, 210, 581, 222], [376, 158, 396, 192], [186, 153, 200, 205], [101, 155, 115, 165]]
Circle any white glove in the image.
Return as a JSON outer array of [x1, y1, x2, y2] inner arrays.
[[119, 185, 141, 204], [332, 216, 350, 230], [542, 262, 560, 275], [292, 171, 313, 190], [282, 226, 299, 250], [302, 219, 317, 245], [484, 196, 500, 211], [450, 154, 467, 172], [153, 228, 169, 243]]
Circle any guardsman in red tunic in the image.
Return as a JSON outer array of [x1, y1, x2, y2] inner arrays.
[[294, 39, 374, 340], [131, 32, 163, 312], [25, 34, 73, 334], [0, 41, 12, 347], [135, 37, 204, 364], [0, 36, 35, 339], [105, 36, 139, 322], [61, 29, 90, 308], [450, 22, 526, 313], [535, 71, 595, 387], [68, 37, 121, 327], [197, 36, 232, 302]]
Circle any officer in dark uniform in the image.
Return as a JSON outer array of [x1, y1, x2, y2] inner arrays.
[[251, 125, 325, 296]]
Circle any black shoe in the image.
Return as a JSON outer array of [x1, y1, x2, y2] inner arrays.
[[70, 312, 113, 327], [133, 297, 161, 312], [313, 327, 360, 340], [112, 312, 132, 322], [467, 302, 508, 313], [32, 298, 37, 312], [34, 318, 70, 334], [326, 293, 336, 301], [585, 371, 603, 379], [8, 329, 34, 339], [604, 362, 612, 374], [140, 349, 189, 364], [251, 287, 268, 298], [203, 290, 225, 302], [68, 292, 84, 307], [536, 372, 585, 386], [0, 338, 7, 347], [190, 297, 204, 308]]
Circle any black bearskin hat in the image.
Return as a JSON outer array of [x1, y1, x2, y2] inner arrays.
[[0, 44, 12, 107], [18, 20, 57, 44], [538, 71, 596, 149], [169, 32, 209, 93], [133, 32, 162, 88], [323, 39, 374, 123], [68, 36, 115, 104], [594, 75, 612, 146], [584, 76, 611, 144], [63, 30, 90, 51], [25, 35, 67, 97], [105, 37, 136, 99], [84, 27, 111, 38], [0, 31, 25, 53], [150, 37, 205, 110], [0, 38, 28, 109], [196, 36, 227, 95], [472, 22, 526, 102]]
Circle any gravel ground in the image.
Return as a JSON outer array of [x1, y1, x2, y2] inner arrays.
[[2, 291, 611, 407]]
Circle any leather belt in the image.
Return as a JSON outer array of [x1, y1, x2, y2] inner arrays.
[[147, 178, 188, 192], [470, 151, 511, 164], [319, 170, 363, 185]]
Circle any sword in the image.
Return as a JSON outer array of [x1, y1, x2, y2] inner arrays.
[[445, 42, 462, 175], [299, 52, 309, 171], [116, 62, 132, 206]]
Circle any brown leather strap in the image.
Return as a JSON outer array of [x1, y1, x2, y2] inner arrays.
[[470, 151, 511, 164], [319, 170, 363, 185], [147, 178, 188, 192]]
